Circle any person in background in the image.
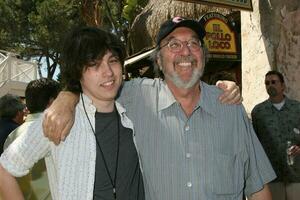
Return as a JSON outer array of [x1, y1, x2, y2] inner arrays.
[[0, 27, 145, 200], [4, 78, 60, 200], [42, 17, 274, 200], [0, 94, 25, 154], [251, 70, 300, 200]]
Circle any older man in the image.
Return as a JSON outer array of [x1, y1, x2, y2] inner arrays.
[[42, 17, 273, 200]]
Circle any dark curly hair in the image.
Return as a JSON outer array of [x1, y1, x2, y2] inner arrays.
[[60, 27, 126, 93]]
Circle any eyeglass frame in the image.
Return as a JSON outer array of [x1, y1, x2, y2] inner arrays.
[[159, 38, 203, 53]]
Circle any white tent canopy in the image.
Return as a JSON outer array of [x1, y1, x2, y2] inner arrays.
[[0, 50, 38, 97]]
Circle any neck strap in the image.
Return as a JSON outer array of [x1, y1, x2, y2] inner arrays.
[[81, 93, 120, 199]]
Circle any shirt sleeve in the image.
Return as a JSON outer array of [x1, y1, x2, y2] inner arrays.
[[118, 77, 157, 106], [250, 106, 259, 134], [118, 78, 143, 104], [3, 129, 20, 150], [242, 107, 276, 196], [0, 115, 51, 177]]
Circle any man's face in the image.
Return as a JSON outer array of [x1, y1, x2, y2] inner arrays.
[[265, 74, 285, 97], [80, 51, 122, 106], [15, 109, 25, 125], [157, 27, 204, 89]]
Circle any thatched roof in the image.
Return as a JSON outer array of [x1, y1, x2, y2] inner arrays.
[[128, 0, 233, 54]]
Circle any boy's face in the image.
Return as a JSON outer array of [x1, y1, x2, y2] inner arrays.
[[80, 51, 123, 108]]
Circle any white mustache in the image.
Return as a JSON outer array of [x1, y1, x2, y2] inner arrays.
[[174, 56, 196, 64]]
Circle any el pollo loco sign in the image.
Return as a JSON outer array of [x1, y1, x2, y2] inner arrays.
[[200, 12, 238, 56]]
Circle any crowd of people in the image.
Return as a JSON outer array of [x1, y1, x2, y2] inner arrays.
[[0, 16, 299, 200]]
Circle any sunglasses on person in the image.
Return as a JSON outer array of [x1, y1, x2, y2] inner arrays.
[[265, 80, 280, 85]]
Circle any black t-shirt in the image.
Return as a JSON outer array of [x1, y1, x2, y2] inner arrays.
[[93, 108, 144, 200], [0, 118, 19, 154]]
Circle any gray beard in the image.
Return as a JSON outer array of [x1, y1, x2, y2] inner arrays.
[[165, 67, 203, 89]]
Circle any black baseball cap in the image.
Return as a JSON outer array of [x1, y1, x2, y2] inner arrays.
[[156, 16, 206, 46]]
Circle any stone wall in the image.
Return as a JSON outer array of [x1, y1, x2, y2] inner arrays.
[[277, 7, 300, 100], [241, 0, 300, 115]]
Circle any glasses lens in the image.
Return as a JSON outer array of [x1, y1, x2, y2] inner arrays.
[[188, 40, 201, 51], [168, 40, 182, 52]]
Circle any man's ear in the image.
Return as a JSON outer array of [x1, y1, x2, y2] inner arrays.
[[157, 55, 163, 71]]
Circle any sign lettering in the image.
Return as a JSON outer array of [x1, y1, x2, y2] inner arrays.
[[200, 12, 239, 58]]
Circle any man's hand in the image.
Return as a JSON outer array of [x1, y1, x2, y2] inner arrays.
[[42, 91, 79, 145], [216, 80, 242, 104], [288, 145, 300, 156]]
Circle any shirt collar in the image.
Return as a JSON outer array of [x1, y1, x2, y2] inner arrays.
[[79, 92, 126, 115], [79, 93, 96, 113], [197, 81, 217, 117], [267, 96, 292, 110], [25, 113, 42, 122], [157, 81, 217, 117], [158, 81, 177, 111], [115, 101, 126, 115]]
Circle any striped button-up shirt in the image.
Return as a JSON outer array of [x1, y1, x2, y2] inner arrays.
[[119, 78, 276, 200], [0, 94, 136, 200]]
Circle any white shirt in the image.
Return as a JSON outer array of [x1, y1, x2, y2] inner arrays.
[[0, 94, 136, 200]]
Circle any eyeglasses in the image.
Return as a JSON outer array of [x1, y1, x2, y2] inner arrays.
[[265, 80, 280, 85], [160, 38, 202, 53]]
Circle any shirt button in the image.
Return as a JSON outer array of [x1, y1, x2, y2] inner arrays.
[[186, 153, 191, 158], [184, 125, 190, 131], [187, 182, 192, 187]]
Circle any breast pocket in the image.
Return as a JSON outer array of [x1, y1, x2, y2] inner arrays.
[[205, 152, 244, 198]]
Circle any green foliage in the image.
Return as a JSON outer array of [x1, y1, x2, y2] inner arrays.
[[122, 0, 138, 22], [0, 0, 84, 78], [28, 1, 82, 52], [0, 0, 148, 78]]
